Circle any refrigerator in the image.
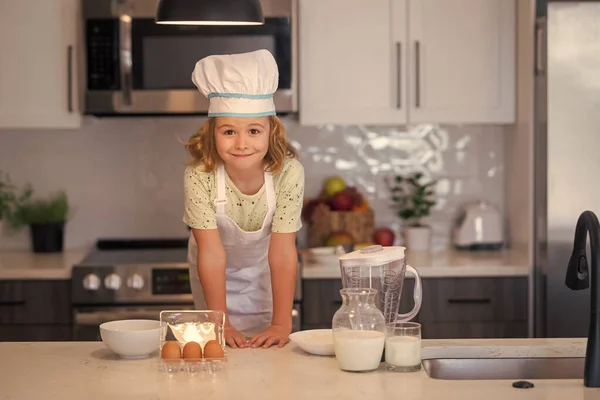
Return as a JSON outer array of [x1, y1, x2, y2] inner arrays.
[[534, 1, 600, 338]]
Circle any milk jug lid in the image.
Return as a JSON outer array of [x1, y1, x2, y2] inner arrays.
[[338, 245, 405, 267]]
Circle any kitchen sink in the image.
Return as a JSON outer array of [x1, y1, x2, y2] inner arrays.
[[422, 357, 585, 380]]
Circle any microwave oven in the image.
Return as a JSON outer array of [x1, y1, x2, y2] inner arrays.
[[81, 0, 297, 116]]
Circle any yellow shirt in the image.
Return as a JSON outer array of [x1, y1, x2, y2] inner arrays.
[[183, 158, 304, 233]]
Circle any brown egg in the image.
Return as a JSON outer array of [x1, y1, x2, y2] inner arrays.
[[161, 340, 181, 359], [182, 341, 202, 359], [203, 340, 225, 359]]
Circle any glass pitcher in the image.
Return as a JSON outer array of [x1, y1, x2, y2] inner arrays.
[[331, 288, 386, 372], [338, 245, 422, 325]]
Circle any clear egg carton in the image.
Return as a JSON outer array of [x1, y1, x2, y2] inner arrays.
[[158, 310, 227, 375]]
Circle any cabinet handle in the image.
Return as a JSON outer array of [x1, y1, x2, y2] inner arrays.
[[447, 298, 491, 305], [67, 45, 73, 113], [415, 41, 421, 108], [0, 300, 26, 307], [396, 42, 402, 109], [535, 23, 545, 75]]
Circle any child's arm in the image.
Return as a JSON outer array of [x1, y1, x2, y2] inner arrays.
[[268, 232, 298, 328], [248, 232, 297, 348], [191, 228, 227, 318]]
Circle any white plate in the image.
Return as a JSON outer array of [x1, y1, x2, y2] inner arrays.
[[289, 329, 335, 356], [303, 247, 344, 266]]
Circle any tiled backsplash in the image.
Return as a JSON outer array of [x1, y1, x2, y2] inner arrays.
[[0, 116, 505, 250]]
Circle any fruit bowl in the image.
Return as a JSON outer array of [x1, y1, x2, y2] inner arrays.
[[100, 319, 161, 359]]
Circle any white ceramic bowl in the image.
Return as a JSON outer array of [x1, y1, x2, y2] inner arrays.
[[99, 319, 161, 359], [289, 329, 335, 356], [305, 247, 342, 265]]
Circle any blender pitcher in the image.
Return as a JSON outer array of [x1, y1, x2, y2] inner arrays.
[[338, 245, 422, 324]]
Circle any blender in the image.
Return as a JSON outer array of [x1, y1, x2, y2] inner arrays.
[[338, 245, 422, 324]]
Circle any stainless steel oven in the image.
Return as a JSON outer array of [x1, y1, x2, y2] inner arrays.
[[71, 239, 302, 340], [80, 0, 297, 116]]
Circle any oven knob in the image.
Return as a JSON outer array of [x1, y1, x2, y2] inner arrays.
[[82, 274, 101, 291], [127, 274, 144, 290], [104, 273, 122, 291]]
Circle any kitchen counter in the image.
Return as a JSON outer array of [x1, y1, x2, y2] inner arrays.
[[1, 338, 597, 400], [301, 247, 530, 279], [0, 247, 89, 280]]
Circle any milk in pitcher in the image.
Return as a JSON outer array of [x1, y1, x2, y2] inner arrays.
[[334, 330, 385, 372]]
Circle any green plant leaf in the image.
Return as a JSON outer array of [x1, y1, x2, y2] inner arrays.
[[389, 172, 437, 225], [6, 188, 70, 231]]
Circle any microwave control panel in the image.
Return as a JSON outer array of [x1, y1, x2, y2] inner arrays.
[[86, 19, 120, 90]]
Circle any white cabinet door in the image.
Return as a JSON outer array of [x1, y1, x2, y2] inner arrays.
[[407, 0, 515, 124], [299, 0, 407, 125], [0, 0, 81, 129]]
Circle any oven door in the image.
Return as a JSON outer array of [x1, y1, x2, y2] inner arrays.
[[73, 305, 195, 341], [83, 0, 297, 115]]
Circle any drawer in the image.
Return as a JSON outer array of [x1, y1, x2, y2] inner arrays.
[[418, 277, 528, 323], [302, 279, 343, 325], [0, 280, 71, 324]]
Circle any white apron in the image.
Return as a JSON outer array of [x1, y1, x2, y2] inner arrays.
[[188, 165, 276, 337]]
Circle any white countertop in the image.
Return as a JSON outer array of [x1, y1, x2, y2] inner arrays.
[[1, 338, 596, 399], [301, 247, 530, 279], [0, 247, 89, 280], [0, 246, 530, 281]]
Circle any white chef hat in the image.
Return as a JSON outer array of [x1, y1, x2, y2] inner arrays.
[[191, 49, 279, 117]]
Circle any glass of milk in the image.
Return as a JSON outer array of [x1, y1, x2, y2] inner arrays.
[[384, 322, 421, 372]]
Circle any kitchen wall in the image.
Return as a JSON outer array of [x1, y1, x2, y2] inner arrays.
[[0, 116, 506, 251]]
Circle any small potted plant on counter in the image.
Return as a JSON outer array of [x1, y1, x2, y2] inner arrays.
[[0, 171, 17, 243], [6, 185, 71, 253], [389, 171, 437, 251]]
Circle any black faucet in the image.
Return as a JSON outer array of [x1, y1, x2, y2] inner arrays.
[[566, 210, 600, 387]]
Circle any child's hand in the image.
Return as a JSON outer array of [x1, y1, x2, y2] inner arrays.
[[249, 324, 291, 348], [225, 324, 249, 348]]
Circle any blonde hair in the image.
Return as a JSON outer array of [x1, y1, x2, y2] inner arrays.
[[183, 115, 298, 174]]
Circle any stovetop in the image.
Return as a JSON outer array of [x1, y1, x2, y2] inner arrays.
[[76, 238, 189, 267]]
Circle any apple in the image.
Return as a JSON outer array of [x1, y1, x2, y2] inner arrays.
[[328, 191, 354, 211], [373, 227, 395, 246], [342, 186, 364, 206], [324, 176, 346, 196]]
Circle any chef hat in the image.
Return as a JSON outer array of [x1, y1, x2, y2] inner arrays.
[[192, 49, 279, 117]]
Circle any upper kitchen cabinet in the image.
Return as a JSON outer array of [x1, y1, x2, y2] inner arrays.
[[299, 0, 515, 126], [298, 0, 408, 125], [0, 0, 81, 129], [407, 0, 515, 124]]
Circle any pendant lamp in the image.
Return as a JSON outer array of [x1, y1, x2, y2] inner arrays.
[[155, 0, 264, 25]]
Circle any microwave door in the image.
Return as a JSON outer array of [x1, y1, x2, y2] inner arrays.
[[84, 23, 295, 115]]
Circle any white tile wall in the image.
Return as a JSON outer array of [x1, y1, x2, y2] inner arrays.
[[0, 116, 506, 250]]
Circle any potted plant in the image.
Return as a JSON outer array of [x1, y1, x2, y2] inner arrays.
[[0, 171, 17, 242], [6, 185, 70, 253], [389, 171, 437, 251]]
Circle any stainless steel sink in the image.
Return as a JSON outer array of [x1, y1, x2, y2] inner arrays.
[[422, 357, 585, 380]]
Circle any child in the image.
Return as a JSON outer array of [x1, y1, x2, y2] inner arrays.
[[183, 49, 304, 349]]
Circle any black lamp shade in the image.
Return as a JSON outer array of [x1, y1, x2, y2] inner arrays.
[[156, 0, 264, 25]]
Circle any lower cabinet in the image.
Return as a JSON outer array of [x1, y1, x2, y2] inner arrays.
[[301, 276, 528, 339], [0, 280, 73, 341]]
